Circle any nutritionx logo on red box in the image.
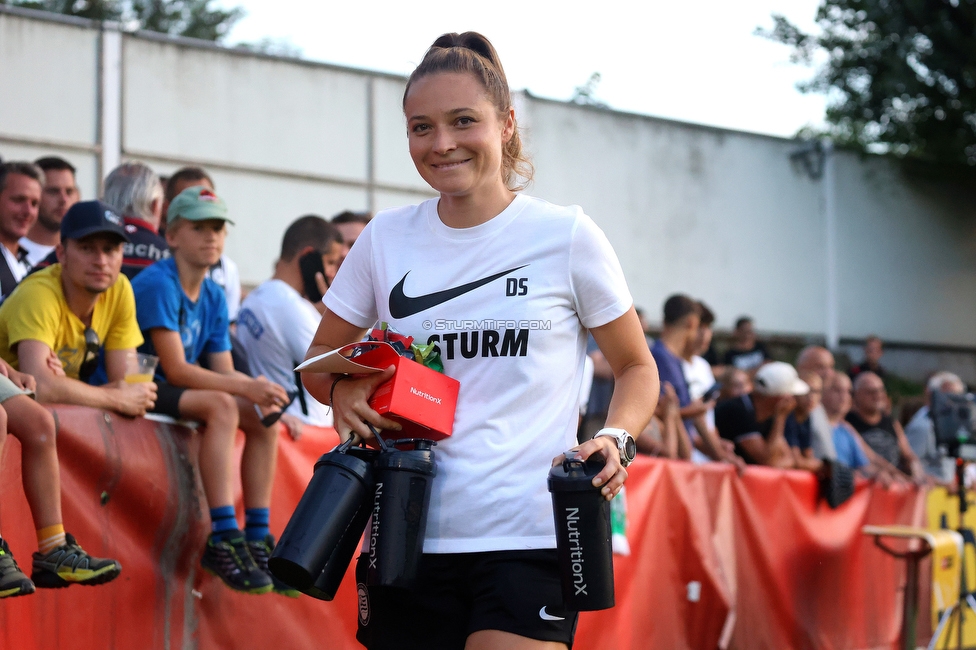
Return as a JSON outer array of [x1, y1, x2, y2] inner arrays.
[[296, 341, 459, 442]]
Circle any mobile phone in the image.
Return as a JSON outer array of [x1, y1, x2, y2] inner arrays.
[[702, 383, 721, 402], [299, 252, 328, 303]]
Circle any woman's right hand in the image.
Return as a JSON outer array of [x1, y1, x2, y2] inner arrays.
[[331, 365, 402, 443]]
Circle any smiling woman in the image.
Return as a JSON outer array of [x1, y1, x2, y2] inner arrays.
[[302, 31, 659, 650]]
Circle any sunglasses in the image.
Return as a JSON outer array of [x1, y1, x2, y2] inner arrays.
[[78, 327, 100, 381]]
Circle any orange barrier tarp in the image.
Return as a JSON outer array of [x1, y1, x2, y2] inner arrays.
[[0, 406, 924, 649]]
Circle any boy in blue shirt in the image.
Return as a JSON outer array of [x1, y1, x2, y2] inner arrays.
[[131, 187, 291, 596]]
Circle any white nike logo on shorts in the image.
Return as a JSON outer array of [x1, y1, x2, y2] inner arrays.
[[539, 606, 565, 621]]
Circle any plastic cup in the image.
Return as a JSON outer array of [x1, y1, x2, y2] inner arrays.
[[125, 352, 158, 383]]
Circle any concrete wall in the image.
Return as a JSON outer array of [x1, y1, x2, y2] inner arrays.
[[2, 6, 974, 364]]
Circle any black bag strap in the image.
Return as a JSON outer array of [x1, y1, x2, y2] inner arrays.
[[0, 250, 19, 299]]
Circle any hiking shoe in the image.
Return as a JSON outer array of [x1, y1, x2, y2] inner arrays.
[[0, 539, 34, 599], [31, 533, 121, 589], [201, 533, 273, 595], [248, 535, 300, 598]]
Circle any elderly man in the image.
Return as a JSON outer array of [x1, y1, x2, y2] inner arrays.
[[822, 371, 901, 482], [795, 345, 839, 461], [904, 371, 964, 482], [847, 372, 923, 481], [0, 162, 42, 299], [103, 162, 169, 278], [20, 157, 79, 267]]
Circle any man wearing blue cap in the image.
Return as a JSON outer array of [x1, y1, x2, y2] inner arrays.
[[0, 199, 154, 597]]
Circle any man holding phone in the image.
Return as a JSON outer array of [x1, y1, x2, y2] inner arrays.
[[236, 215, 343, 434]]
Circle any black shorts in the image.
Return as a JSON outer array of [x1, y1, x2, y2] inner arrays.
[[355, 549, 578, 650], [149, 382, 186, 419]]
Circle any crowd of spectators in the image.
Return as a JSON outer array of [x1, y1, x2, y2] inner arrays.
[[0, 156, 370, 600], [585, 292, 964, 495]]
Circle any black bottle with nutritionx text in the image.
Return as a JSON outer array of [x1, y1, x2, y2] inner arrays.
[[547, 453, 615, 611], [365, 438, 436, 589], [270, 439, 376, 600]]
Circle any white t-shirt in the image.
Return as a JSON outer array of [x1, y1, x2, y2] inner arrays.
[[18, 237, 54, 268], [325, 194, 632, 553], [682, 355, 714, 401], [682, 354, 717, 435], [208, 255, 242, 322], [237, 279, 332, 427]]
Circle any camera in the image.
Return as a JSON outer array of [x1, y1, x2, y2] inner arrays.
[[931, 390, 976, 459]]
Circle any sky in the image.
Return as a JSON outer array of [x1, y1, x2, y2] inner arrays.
[[220, 0, 828, 139]]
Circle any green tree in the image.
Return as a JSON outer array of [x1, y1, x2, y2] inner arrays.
[[3, 0, 243, 41], [758, 0, 976, 167]]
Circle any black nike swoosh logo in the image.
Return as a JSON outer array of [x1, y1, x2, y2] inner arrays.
[[389, 265, 528, 319]]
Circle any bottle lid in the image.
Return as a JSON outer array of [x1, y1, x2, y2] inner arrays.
[[374, 441, 437, 475], [547, 454, 606, 492]]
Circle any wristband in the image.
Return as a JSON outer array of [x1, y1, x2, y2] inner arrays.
[[330, 375, 351, 407]]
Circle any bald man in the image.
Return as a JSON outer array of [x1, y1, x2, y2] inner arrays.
[[847, 372, 923, 481], [795, 345, 838, 461]]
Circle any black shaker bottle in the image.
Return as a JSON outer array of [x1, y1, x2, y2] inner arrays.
[[269, 439, 376, 599], [548, 453, 615, 611], [365, 438, 437, 589]]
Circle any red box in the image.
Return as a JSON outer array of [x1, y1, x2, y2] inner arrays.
[[297, 341, 459, 442], [357, 350, 459, 441]]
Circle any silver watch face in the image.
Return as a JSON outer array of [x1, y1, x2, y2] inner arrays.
[[623, 434, 636, 462]]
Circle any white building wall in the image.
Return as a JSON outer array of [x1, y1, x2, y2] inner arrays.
[[1, 7, 974, 352]]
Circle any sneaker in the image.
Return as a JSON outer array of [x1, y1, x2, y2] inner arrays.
[[248, 535, 300, 598], [0, 539, 34, 599], [201, 533, 273, 595], [31, 533, 121, 589]]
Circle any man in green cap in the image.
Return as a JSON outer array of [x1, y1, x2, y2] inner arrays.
[[130, 186, 292, 596]]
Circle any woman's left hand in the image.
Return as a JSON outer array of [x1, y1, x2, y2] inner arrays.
[[552, 435, 626, 501]]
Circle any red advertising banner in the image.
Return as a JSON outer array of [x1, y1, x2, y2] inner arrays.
[[0, 406, 925, 649]]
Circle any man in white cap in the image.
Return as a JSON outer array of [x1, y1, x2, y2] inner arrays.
[[714, 361, 809, 468]]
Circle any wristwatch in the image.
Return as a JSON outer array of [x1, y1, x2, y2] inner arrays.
[[595, 428, 637, 467]]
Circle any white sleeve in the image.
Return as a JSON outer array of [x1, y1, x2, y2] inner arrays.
[[323, 220, 379, 328], [221, 255, 242, 322], [569, 213, 633, 329]]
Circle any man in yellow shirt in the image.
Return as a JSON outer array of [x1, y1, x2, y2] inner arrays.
[[0, 201, 155, 413], [0, 200, 152, 597]]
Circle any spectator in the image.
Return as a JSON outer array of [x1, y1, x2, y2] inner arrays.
[[904, 371, 963, 483], [102, 162, 169, 279], [130, 186, 289, 596], [20, 157, 79, 267], [715, 361, 806, 468], [718, 366, 752, 401], [237, 216, 343, 439], [722, 316, 769, 372], [846, 371, 923, 481], [580, 334, 614, 441], [0, 162, 42, 299], [330, 210, 371, 265], [682, 301, 739, 463], [784, 371, 824, 471], [0, 201, 156, 416], [0, 354, 122, 598], [849, 335, 887, 381], [650, 296, 700, 422], [164, 168, 242, 322], [636, 382, 692, 459], [795, 345, 839, 461], [822, 371, 898, 482]]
